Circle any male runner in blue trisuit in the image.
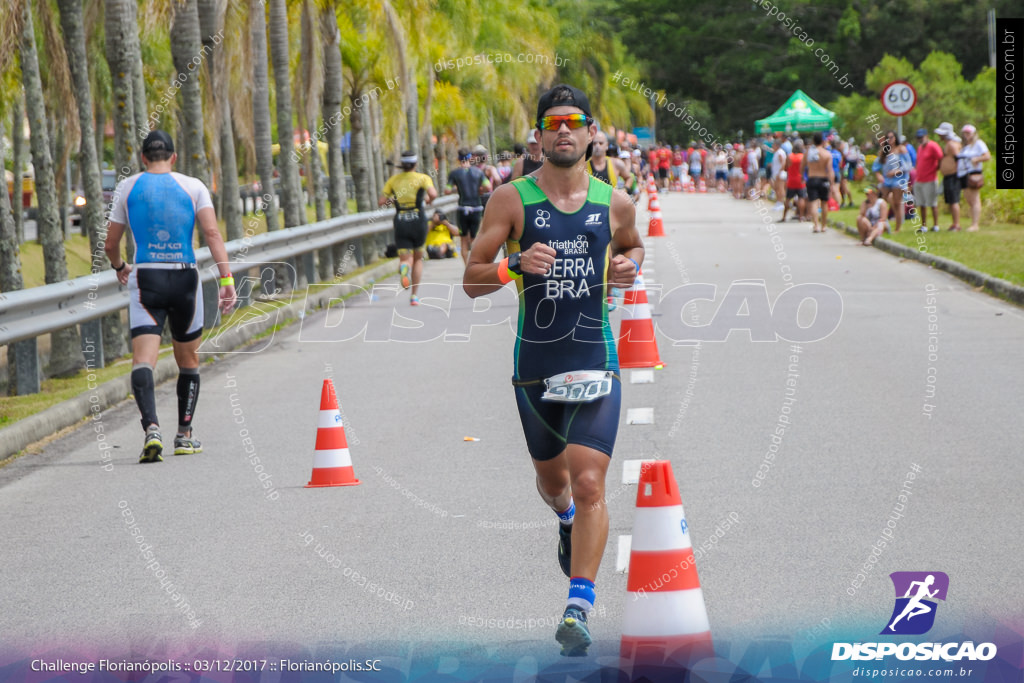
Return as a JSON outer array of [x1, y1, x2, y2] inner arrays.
[[106, 130, 236, 462], [464, 84, 643, 656]]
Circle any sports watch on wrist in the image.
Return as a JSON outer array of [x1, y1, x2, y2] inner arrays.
[[507, 251, 523, 275]]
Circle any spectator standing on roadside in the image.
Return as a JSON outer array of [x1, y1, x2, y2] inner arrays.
[[912, 128, 943, 233], [873, 130, 911, 232], [842, 139, 860, 207], [770, 139, 787, 209], [935, 122, 962, 231], [688, 145, 703, 186], [782, 139, 806, 223], [957, 124, 991, 232], [827, 135, 843, 208], [671, 146, 685, 190], [657, 143, 672, 191]]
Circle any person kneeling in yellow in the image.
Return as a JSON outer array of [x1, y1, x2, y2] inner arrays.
[[425, 210, 459, 260]]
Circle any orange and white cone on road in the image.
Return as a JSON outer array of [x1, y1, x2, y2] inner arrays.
[[306, 379, 360, 488], [648, 194, 661, 213], [698, 177, 707, 193], [617, 270, 664, 368], [647, 209, 665, 238], [621, 460, 712, 672]]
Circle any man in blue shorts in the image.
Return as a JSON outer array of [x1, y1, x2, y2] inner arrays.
[[464, 84, 643, 656], [105, 130, 236, 463]]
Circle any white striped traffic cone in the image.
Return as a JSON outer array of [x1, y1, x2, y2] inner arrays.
[[621, 460, 712, 670], [305, 379, 360, 487], [617, 270, 664, 369]]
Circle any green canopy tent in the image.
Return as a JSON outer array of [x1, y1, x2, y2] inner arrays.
[[755, 90, 836, 134]]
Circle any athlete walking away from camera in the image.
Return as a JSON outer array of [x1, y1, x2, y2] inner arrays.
[[463, 84, 642, 657], [446, 148, 492, 265], [105, 130, 237, 463], [379, 151, 438, 305]]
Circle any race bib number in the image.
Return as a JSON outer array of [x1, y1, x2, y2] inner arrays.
[[541, 370, 614, 403]]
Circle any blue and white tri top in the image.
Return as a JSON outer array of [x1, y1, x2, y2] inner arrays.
[[109, 171, 213, 264]]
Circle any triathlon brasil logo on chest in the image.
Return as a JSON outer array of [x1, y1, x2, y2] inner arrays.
[[542, 232, 598, 300]]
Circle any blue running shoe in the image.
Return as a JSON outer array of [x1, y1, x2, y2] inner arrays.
[[556, 605, 591, 656], [558, 524, 572, 577], [140, 426, 163, 463]]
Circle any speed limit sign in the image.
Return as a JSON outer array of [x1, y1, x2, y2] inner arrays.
[[881, 81, 917, 117]]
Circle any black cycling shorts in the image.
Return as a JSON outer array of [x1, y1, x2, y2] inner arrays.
[[128, 266, 204, 342], [807, 177, 831, 202], [456, 207, 483, 238], [513, 376, 621, 461], [394, 210, 428, 252]]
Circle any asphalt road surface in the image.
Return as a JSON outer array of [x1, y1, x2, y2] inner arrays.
[[2, 191, 1021, 676]]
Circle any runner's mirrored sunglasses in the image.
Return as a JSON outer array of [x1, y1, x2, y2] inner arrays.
[[538, 114, 593, 131]]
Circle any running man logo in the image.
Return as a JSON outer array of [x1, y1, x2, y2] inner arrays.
[[880, 571, 949, 635]]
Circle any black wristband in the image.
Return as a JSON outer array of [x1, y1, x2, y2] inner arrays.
[[113, 261, 127, 272]]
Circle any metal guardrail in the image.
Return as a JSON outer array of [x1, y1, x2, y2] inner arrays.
[[0, 195, 458, 392]]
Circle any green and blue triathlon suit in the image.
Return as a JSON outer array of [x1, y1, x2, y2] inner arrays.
[[508, 175, 621, 461]]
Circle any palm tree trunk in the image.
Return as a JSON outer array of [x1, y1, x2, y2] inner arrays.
[[0, 117, 33, 395], [126, 0, 148, 139], [93, 102, 105, 178], [59, 0, 126, 361], [380, 0, 417, 159], [370, 98, 385, 193], [171, 0, 211, 189], [21, 1, 83, 377], [249, 0, 278, 232], [488, 109, 496, 161], [420, 65, 434, 183], [320, 5, 345, 218], [199, 0, 242, 242], [363, 118, 379, 202], [348, 90, 372, 213], [104, 0, 138, 178], [104, 0, 139, 263], [11, 96, 25, 244], [0, 121, 22, 293], [268, 0, 303, 230]]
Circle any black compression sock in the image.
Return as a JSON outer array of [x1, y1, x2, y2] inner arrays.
[[177, 367, 200, 434], [131, 364, 158, 430]]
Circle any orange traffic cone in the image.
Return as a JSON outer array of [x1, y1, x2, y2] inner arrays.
[[648, 194, 661, 212], [306, 379, 360, 487], [620, 461, 712, 674], [687, 176, 696, 193], [617, 270, 664, 368], [647, 209, 665, 238], [698, 178, 707, 193]]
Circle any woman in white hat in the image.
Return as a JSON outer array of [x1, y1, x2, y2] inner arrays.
[[957, 124, 990, 232]]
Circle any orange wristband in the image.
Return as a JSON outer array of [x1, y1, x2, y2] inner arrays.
[[497, 257, 521, 284]]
